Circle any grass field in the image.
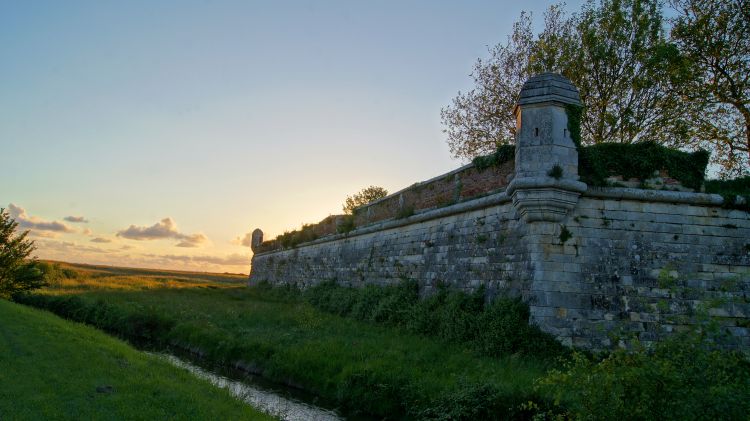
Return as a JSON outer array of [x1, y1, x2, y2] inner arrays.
[[0, 298, 272, 420], [16, 262, 556, 419], [18, 261, 749, 420]]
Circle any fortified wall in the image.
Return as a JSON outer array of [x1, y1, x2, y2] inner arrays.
[[250, 73, 750, 349]]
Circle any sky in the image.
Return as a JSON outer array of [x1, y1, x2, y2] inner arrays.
[[1, 0, 584, 274]]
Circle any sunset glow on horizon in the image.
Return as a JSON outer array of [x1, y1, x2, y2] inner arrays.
[[1, 0, 583, 273]]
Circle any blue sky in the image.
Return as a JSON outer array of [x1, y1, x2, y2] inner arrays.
[[1, 0, 583, 272]]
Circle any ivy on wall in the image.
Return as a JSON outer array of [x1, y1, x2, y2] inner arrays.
[[565, 104, 583, 149], [578, 142, 709, 190], [471, 144, 515, 171]]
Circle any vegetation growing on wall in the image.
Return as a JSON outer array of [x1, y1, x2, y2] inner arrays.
[[471, 144, 515, 171], [343, 185, 389, 215], [275, 224, 319, 249], [565, 104, 583, 148], [578, 141, 710, 189], [336, 215, 356, 234], [705, 176, 750, 208]]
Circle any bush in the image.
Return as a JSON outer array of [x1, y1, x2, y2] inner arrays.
[[705, 176, 750, 209], [304, 279, 566, 360], [0, 208, 45, 298], [12, 294, 176, 346], [343, 186, 389, 215], [471, 145, 515, 171], [578, 141, 709, 190], [537, 333, 750, 420]]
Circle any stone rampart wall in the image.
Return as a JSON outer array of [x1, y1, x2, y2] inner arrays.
[[251, 189, 750, 349], [249, 73, 750, 350]]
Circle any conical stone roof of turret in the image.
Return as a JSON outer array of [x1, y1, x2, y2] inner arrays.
[[517, 73, 581, 107]]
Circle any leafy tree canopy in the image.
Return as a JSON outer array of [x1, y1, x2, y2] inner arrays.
[[442, 0, 749, 176], [0, 208, 46, 298], [342, 186, 389, 215]]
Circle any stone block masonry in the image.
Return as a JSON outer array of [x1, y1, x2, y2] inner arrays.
[[250, 73, 750, 350]]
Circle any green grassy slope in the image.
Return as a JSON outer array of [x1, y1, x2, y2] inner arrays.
[[17, 264, 555, 419], [0, 299, 272, 421]]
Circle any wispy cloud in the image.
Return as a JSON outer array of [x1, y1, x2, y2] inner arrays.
[[7, 204, 75, 233], [156, 253, 250, 266], [28, 230, 60, 239], [82, 228, 93, 236], [116, 217, 208, 247], [64, 216, 88, 223], [35, 239, 112, 255], [90, 237, 112, 243]]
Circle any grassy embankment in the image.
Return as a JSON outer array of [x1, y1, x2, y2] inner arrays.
[[16, 262, 750, 420], [0, 298, 271, 420], [15, 262, 559, 419]]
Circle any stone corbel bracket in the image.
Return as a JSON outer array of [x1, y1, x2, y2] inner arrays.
[[506, 176, 587, 222]]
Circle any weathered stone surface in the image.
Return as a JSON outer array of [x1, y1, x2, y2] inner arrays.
[[249, 73, 750, 350], [250, 193, 750, 350]]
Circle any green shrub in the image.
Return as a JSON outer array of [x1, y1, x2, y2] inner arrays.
[[304, 280, 566, 361], [705, 176, 750, 209], [472, 144, 515, 171], [578, 141, 709, 190], [275, 223, 318, 248], [13, 294, 176, 346], [336, 215, 356, 234], [415, 381, 553, 421], [537, 333, 750, 420]]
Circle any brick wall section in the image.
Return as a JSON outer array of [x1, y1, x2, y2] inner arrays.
[[259, 160, 515, 251]]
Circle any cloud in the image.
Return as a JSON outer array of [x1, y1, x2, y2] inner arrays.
[[233, 232, 253, 247], [28, 231, 60, 239], [90, 237, 112, 243], [64, 216, 88, 223], [82, 228, 93, 236], [116, 217, 208, 247], [175, 233, 209, 248], [7, 204, 75, 233], [158, 253, 250, 266], [35, 239, 112, 255]]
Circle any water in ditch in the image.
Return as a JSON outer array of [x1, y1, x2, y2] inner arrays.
[[152, 352, 345, 421]]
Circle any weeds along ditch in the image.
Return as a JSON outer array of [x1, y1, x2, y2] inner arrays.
[[14, 264, 750, 420], [14, 271, 559, 420]]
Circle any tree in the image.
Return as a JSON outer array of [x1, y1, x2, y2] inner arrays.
[[441, 0, 688, 161], [572, 0, 685, 146], [668, 0, 750, 175], [0, 208, 46, 298], [342, 186, 389, 214]]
